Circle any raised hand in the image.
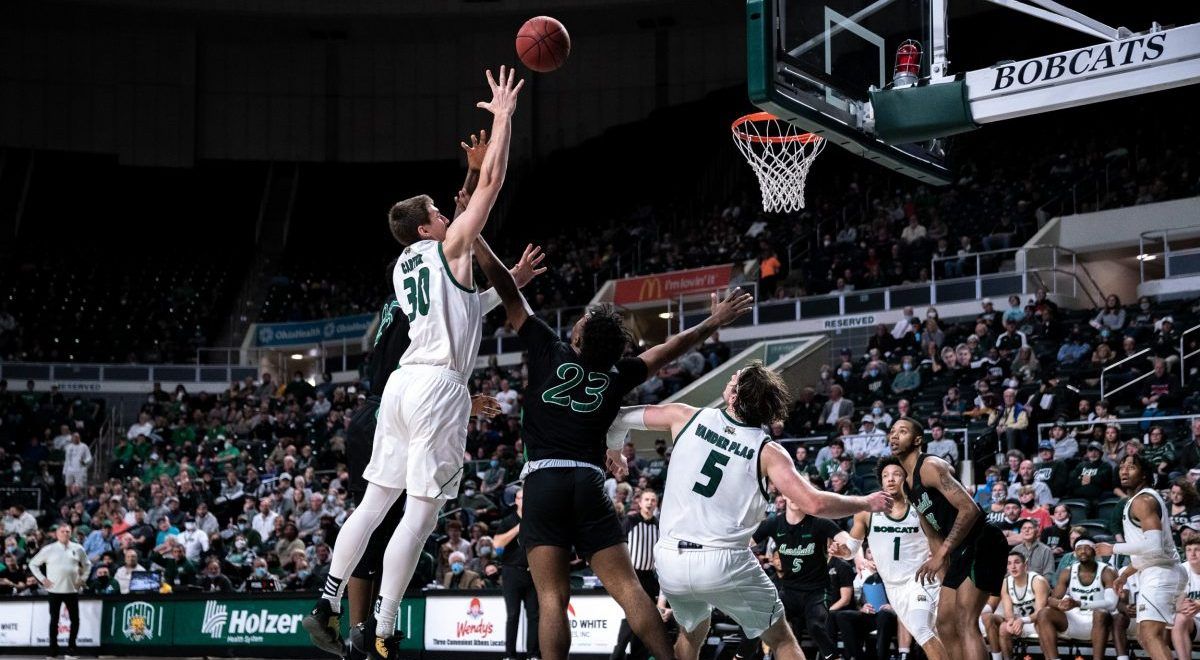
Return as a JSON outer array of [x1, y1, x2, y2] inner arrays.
[[709, 287, 755, 327], [461, 130, 489, 171], [476, 65, 525, 117], [511, 243, 548, 288]]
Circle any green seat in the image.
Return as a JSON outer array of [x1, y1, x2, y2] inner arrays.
[[1095, 497, 1124, 522], [1059, 498, 1091, 522]]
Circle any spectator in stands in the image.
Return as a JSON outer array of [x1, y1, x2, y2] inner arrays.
[[1013, 518, 1055, 577], [821, 385, 854, 428], [1177, 418, 1200, 477], [848, 416, 888, 460], [443, 551, 484, 589], [1016, 460, 1055, 508], [458, 480, 498, 527], [1140, 357, 1178, 413], [114, 548, 144, 594], [995, 320, 1028, 356], [62, 433, 92, 488], [1090, 294, 1126, 332], [4, 504, 38, 537], [942, 386, 967, 420], [891, 355, 921, 394], [816, 438, 846, 481], [759, 248, 782, 299], [1011, 346, 1041, 385], [1067, 442, 1113, 507], [870, 324, 898, 358], [244, 557, 282, 592], [1041, 504, 1073, 559], [1056, 328, 1091, 365], [1142, 425, 1175, 486], [925, 422, 959, 463], [85, 564, 119, 595], [198, 559, 234, 593], [1152, 317, 1181, 365], [275, 522, 305, 565], [1033, 441, 1071, 495], [1017, 485, 1052, 530], [127, 412, 153, 442], [992, 388, 1031, 453], [1169, 479, 1200, 546], [860, 361, 890, 400], [996, 499, 1025, 544]]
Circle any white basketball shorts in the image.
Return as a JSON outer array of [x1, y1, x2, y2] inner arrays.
[[1135, 564, 1187, 625], [885, 580, 940, 646], [362, 365, 470, 500], [655, 541, 784, 639]]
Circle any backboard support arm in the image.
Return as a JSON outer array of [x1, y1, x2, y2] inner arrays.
[[978, 0, 1126, 42]]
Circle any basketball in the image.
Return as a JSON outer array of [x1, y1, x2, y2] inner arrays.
[[516, 16, 570, 73]]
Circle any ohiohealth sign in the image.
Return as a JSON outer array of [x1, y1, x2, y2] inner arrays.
[[254, 313, 374, 348]]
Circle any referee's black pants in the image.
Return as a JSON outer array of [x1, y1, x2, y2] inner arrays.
[[502, 565, 540, 659], [47, 592, 80, 653], [611, 569, 660, 660], [779, 586, 837, 660]]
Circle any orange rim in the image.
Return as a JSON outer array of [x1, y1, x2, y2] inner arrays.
[[732, 112, 823, 145]]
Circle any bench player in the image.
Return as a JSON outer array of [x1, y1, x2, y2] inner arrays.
[[838, 456, 947, 660], [1033, 538, 1115, 660], [1173, 536, 1200, 660], [1097, 454, 1187, 660], [304, 66, 524, 660], [889, 417, 1008, 660], [606, 363, 892, 660], [986, 551, 1048, 660]]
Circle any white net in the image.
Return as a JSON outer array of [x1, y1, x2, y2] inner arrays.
[[732, 113, 825, 213]]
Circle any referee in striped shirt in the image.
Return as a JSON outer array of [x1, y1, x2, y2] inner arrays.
[[611, 490, 661, 660]]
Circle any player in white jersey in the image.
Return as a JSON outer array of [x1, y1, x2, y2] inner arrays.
[[605, 362, 892, 660], [1097, 454, 1186, 660], [305, 66, 525, 660], [986, 551, 1048, 660], [1172, 536, 1200, 658], [1035, 538, 1115, 660], [839, 456, 948, 660]]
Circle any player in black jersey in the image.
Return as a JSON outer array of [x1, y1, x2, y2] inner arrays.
[[890, 417, 1007, 660], [472, 236, 753, 660], [753, 495, 854, 660]]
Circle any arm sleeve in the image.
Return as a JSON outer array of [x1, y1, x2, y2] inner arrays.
[[1081, 588, 1118, 611], [1114, 529, 1165, 557], [607, 406, 649, 451], [479, 288, 501, 314]]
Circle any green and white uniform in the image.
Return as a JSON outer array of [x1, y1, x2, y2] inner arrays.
[[1120, 487, 1187, 624]]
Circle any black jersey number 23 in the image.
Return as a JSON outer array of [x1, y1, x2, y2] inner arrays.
[[541, 363, 611, 413]]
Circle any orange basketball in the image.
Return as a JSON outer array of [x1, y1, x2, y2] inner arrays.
[[516, 16, 570, 73]]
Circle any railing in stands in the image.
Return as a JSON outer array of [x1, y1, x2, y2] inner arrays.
[[1184, 323, 1200, 389], [1100, 347, 1153, 400], [1138, 223, 1200, 282]]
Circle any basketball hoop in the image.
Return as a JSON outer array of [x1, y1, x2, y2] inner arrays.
[[732, 112, 825, 213]]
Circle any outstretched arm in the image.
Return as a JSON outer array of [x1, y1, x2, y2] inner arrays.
[[444, 67, 525, 259], [453, 130, 488, 219], [762, 443, 891, 519], [638, 288, 754, 374], [474, 235, 533, 331], [913, 455, 982, 584]]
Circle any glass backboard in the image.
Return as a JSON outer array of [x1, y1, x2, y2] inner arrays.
[[747, 0, 953, 184]]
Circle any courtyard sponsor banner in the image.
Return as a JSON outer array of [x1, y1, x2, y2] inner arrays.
[[104, 600, 172, 645], [173, 598, 309, 646], [424, 594, 511, 651], [0, 601, 34, 645], [612, 265, 733, 305], [30, 599, 102, 647], [254, 313, 375, 347], [564, 594, 625, 654], [424, 592, 623, 654]]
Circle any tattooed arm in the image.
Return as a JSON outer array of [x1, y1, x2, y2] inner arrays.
[[913, 455, 982, 584]]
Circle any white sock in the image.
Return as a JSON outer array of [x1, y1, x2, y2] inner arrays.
[[375, 495, 440, 639], [1117, 655, 1129, 660], [992, 653, 1002, 660], [375, 595, 399, 639]]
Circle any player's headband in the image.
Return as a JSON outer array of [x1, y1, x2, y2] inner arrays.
[[1074, 539, 1095, 549]]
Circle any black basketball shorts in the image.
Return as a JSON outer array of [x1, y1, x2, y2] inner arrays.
[[521, 467, 624, 557], [943, 521, 1007, 597]]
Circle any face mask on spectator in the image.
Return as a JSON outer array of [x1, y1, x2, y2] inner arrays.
[[838, 370, 850, 378], [1141, 302, 1151, 311], [451, 562, 464, 575], [312, 534, 323, 545], [254, 567, 267, 577], [479, 546, 492, 557], [235, 539, 247, 550], [868, 369, 878, 377], [148, 396, 155, 403], [298, 570, 310, 581], [902, 363, 912, 371], [185, 522, 195, 531], [490, 460, 499, 469], [463, 489, 476, 497], [12, 463, 19, 472]]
